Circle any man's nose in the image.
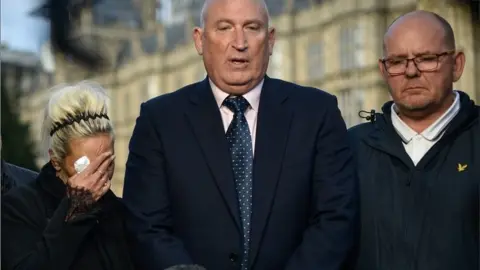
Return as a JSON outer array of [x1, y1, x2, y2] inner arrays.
[[405, 59, 419, 77], [232, 30, 248, 51]]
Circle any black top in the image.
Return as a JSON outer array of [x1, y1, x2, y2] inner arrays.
[[1, 160, 38, 194], [349, 91, 480, 270], [1, 162, 134, 270]]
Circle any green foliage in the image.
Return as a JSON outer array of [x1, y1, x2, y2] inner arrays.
[[1, 86, 39, 171]]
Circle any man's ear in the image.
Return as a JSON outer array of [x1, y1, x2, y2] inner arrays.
[[378, 59, 388, 80], [452, 51, 465, 82], [193, 27, 204, 55], [267, 27, 276, 55]]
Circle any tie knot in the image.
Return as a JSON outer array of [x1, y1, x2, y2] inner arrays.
[[223, 96, 250, 114]]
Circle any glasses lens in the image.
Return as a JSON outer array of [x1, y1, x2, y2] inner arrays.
[[416, 59, 438, 71], [386, 60, 405, 74]]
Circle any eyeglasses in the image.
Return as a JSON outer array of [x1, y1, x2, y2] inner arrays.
[[380, 50, 455, 75]]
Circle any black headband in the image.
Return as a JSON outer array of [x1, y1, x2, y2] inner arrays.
[[49, 112, 109, 136]]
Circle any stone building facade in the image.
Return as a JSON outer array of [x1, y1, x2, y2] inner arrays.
[[20, 0, 480, 195]]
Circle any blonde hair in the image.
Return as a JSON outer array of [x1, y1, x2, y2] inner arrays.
[[42, 80, 114, 163]]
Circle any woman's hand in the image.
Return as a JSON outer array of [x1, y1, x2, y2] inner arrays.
[[65, 152, 114, 221], [67, 152, 114, 201]]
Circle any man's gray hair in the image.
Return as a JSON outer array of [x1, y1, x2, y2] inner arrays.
[[199, 0, 271, 28]]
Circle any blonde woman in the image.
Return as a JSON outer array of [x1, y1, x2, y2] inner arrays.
[[1, 81, 133, 270]]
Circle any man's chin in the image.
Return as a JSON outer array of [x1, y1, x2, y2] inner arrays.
[[221, 78, 256, 93], [397, 99, 434, 116], [223, 75, 252, 86], [223, 84, 253, 95], [211, 74, 263, 94], [225, 80, 250, 86]]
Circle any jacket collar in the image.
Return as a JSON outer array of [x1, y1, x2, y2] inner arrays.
[[38, 162, 67, 200], [390, 91, 461, 143], [379, 90, 478, 134], [361, 90, 478, 168]]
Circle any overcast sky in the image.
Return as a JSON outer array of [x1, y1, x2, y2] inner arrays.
[[1, 0, 49, 53]]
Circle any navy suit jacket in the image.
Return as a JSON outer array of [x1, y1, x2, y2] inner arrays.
[[1, 160, 38, 194], [123, 76, 358, 270]]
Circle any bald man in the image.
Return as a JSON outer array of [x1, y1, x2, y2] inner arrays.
[[123, 0, 358, 269], [348, 11, 480, 270]]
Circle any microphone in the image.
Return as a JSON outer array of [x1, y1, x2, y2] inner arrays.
[[358, 109, 376, 123]]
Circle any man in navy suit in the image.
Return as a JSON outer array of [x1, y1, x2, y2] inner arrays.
[[0, 137, 38, 194], [1, 160, 38, 194], [122, 0, 358, 269]]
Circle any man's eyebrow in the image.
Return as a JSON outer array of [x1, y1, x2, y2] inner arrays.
[[244, 19, 264, 25], [214, 19, 234, 25], [413, 51, 440, 56], [385, 53, 408, 59], [213, 18, 265, 26], [385, 51, 440, 59]]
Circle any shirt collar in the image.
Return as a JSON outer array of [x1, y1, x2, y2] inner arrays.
[[391, 108, 418, 143], [391, 91, 461, 142], [210, 79, 263, 111]]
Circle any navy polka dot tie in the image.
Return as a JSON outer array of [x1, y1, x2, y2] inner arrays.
[[223, 96, 253, 270]]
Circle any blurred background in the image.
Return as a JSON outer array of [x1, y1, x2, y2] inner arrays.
[[1, 0, 479, 195]]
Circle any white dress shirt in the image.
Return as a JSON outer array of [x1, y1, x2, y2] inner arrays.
[[210, 79, 263, 154], [391, 91, 460, 165]]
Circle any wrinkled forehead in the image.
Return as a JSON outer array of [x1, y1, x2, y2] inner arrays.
[[384, 17, 447, 56], [205, 0, 268, 25]]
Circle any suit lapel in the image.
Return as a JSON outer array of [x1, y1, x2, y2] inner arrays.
[[185, 79, 241, 231], [250, 77, 293, 265]]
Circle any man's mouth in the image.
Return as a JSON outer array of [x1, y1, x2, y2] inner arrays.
[[405, 86, 426, 91], [229, 58, 249, 65]]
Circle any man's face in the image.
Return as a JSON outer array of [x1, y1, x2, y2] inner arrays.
[[379, 15, 465, 113], [193, 0, 275, 95]]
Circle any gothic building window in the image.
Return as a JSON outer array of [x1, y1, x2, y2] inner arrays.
[[339, 24, 366, 71], [307, 41, 324, 80], [337, 88, 364, 128]]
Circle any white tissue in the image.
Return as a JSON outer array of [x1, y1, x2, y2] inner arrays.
[[74, 156, 90, 173]]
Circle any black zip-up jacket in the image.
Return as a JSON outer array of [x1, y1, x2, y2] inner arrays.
[[348, 91, 479, 270], [1, 162, 134, 270]]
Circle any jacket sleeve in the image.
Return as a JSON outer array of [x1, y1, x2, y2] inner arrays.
[[13, 165, 39, 186], [1, 194, 99, 270], [122, 102, 193, 270], [285, 95, 359, 270]]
